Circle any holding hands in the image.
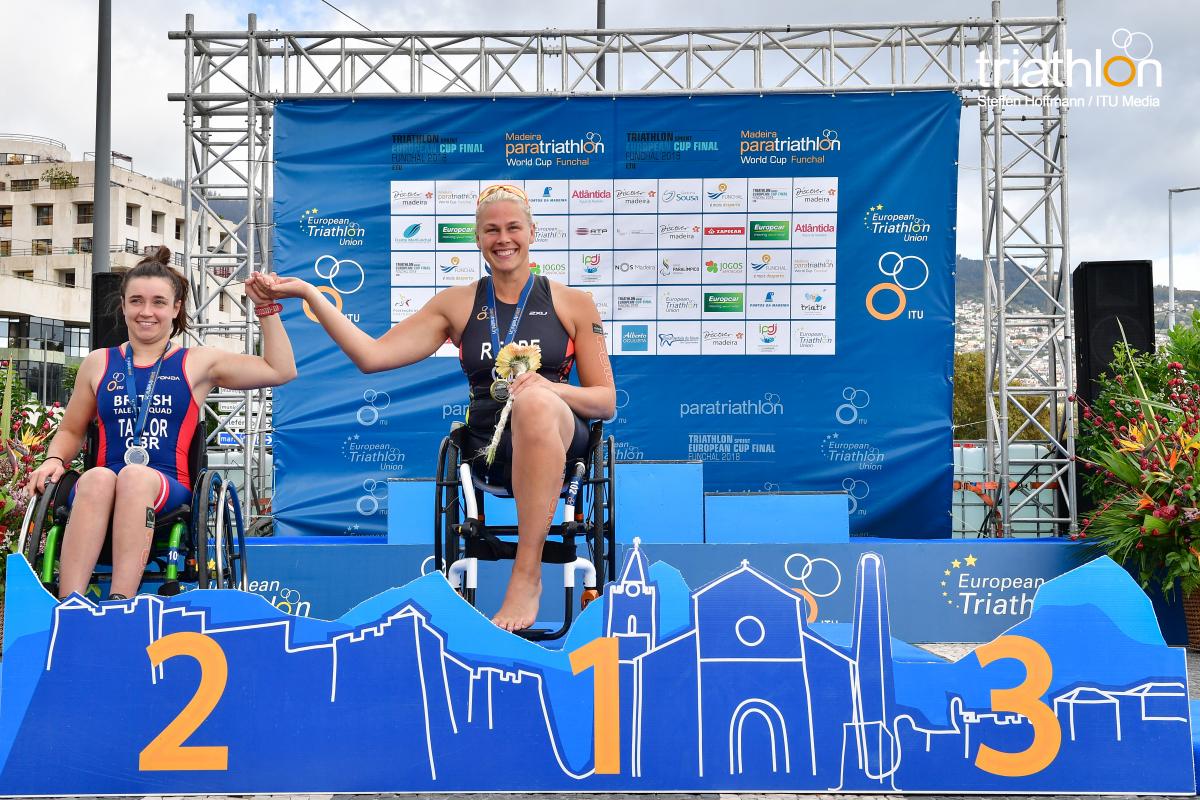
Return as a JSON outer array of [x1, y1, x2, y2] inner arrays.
[[245, 272, 315, 304]]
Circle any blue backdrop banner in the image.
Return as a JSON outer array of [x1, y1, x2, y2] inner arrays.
[[273, 92, 960, 537]]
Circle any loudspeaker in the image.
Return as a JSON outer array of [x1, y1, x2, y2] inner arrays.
[[1072, 259, 1155, 407], [1069, 260, 1154, 521], [90, 271, 126, 349]]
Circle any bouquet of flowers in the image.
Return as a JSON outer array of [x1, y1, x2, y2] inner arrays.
[[484, 343, 542, 465], [1076, 353, 1200, 597]]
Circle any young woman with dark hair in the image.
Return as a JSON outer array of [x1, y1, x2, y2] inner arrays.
[[24, 246, 297, 600]]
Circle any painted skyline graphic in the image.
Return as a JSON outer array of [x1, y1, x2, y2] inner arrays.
[[0, 546, 1193, 795]]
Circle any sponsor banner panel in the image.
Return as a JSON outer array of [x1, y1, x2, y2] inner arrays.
[[275, 92, 959, 536]]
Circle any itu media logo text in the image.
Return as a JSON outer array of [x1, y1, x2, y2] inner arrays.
[[976, 29, 1162, 108]]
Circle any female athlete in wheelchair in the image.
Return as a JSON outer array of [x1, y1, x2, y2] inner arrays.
[[23, 246, 297, 600], [253, 185, 617, 631]]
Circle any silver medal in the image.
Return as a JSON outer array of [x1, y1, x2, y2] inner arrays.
[[124, 445, 150, 466], [489, 378, 511, 403]]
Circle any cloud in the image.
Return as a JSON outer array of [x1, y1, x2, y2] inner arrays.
[[3, 0, 1195, 287]]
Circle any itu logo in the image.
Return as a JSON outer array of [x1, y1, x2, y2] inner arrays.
[[784, 552, 842, 620], [305, 254, 365, 323], [842, 478, 869, 515], [357, 389, 391, 426], [866, 251, 929, 321], [836, 386, 870, 425]]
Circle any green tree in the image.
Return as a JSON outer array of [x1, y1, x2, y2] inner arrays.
[[953, 350, 1055, 442], [63, 362, 79, 397], [953, 351, 987, 439]]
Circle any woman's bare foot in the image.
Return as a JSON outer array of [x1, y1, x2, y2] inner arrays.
[[492, 571, 542, 631]]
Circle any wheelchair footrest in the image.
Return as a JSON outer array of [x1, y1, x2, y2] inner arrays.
[[464, 535, 578, 565]]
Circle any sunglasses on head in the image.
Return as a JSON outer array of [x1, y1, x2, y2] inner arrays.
[[477, 184, 529, 205]]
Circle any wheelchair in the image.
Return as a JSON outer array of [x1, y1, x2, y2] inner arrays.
[[17, 423, 249, 598], [434, 419, 616, 640]]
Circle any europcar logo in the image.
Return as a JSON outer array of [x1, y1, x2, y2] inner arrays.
[[621, 324, 649, 351], [704, 292, 744, 312], [437, 222, 475, 243], [300, 207, 366, 246], [750, 220, 789, 241], [866, 251, 930, 321]]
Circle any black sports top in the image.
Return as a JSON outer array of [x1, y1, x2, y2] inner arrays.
[[459, 275, 576, 432]]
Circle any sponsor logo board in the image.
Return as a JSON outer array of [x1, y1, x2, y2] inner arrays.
[[655, 321, 702, 354], [391, 251, 435, 285], [390, 181, 435, 214], [793, 177, 839, 211], [792, 320, 836, 354], [701, 322, 746, 354], [657, 178, 703, 212], [390, 216, 435, 249], [791, 284, 836, 318]]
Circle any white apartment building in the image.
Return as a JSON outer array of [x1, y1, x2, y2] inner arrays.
[[0, 134, 245, 403]]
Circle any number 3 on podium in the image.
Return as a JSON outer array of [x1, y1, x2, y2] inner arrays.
[[974, 635, 1061, 777]]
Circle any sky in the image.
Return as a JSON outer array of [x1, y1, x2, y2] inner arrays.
[[2, 0, 1197, 290]]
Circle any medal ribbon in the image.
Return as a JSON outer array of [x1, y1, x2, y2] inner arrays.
[[123, 341, 171, 451], [485, 274, 536, 357]]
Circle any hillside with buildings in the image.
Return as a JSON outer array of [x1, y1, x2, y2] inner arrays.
[[0, 134, 242, 403]]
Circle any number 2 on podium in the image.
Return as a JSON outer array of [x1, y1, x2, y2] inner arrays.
[[139, 632, 229, 771]]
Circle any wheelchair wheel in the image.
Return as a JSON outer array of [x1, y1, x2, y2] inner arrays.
[[18, 471, 78, 589], [434, 434, 466, 574], [589, 435, 616, 589], [194, 471, 250, 590], [215, 480, 250, 590]]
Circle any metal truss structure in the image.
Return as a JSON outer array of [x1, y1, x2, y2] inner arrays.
[[170, 0, 1075, 536]]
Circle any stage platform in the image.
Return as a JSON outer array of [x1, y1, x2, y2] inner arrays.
[[241, 537, 1135, 643]]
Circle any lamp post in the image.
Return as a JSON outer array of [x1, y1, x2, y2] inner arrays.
[[1168, 185, 1200, 329]]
